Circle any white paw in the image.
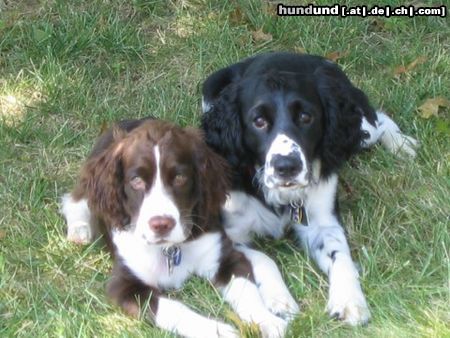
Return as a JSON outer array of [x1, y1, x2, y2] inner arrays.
[[326, 252, 370, 326], [376, 111, 419, 158], [259, 285, 300, 321], [380, 130, 418, 158], [215, 322, 239, 338], [327, 293, 370, 326], [258, 315, 288, 338], [327, 260, 370, 325], [66, 221, 93, 244]]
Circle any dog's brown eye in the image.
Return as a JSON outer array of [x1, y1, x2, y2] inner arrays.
[[130, 176, 145, 190], [299, 112, 312, 124], [174, 174, 187, 187], [253, 116, 269, 129]]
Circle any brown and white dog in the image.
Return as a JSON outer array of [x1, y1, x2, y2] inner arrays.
[[61, 118, 299, 338]]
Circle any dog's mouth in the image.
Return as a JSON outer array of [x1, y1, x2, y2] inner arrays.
[[141, 234, 186, 246], [280, 181, 304, 188], [264, 176, 309, 190], [278, 181, 308, 189]]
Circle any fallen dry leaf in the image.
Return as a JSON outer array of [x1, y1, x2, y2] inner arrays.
[[294, 46, 306, 54], [251, 28, 273, 43], [368, 18, 386, 32], [393, 65, 408, 76], [0, 230, 5, 240], [262, 2, 278, 18], [229, 6, 247, 25], [393, 56, 427, 76], [325, 50, 349, 62], [417, 97, 450, 119]]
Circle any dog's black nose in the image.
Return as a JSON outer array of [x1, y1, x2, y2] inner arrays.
[[272, 155, 302, 178]]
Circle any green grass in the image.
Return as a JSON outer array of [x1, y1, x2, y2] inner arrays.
[[1, 0, 449, 337]]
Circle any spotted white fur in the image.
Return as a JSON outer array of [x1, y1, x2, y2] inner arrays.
[[223, 191, 288, 243], [222, 173, 370, 325], [264, 134, 309, 189], [361, 111, 418, 157]]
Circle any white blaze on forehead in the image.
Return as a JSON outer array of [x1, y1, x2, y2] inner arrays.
[[134, 145, 185, 244]]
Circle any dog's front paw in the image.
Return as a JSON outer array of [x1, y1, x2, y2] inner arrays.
[[67, 221, 93, 244], [381, 130, 418, 158], [258, 315, 288, 338], [376, 111, 419, 158], [327, 294, 370, 326], [327, 274, 370, 325], [327, 253, 370, 326], [259, 285, 300, 321]]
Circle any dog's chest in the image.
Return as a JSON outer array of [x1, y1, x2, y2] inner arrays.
[[112, 230, 223, 290]]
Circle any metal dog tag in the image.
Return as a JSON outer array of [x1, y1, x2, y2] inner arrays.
[[162, 246, 182, 275], [290, 200, 303, 223]]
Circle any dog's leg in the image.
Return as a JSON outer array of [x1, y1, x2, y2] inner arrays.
[[155, 298, 238, 338], [223, 191, 286, 244], [361, 111, 418, 157], [215, 248, 288, 338], [293, 174, 370, 326], [107, 264, 238, 338], [237, 246, 300, 321], [60, 193, 96, 244]]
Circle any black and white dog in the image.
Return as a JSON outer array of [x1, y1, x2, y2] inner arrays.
[[201, 52, 417, 325]]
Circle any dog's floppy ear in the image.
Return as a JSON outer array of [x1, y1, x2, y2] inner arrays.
[[201, 62, 250, 169], [202, 61, 248, 112], [73, 126, 128, 228], [185, 128, 230, 225], [315, 66, 371, 176]]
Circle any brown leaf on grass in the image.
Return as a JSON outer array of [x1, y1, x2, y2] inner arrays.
[[294, 46, 306, 54], [393, 65, 408, 76], [417, 97, 450, 119], [251, 28, 272, 43], [368, 18, 385, 32], [229, 6, 249, 25], [0, 230, 6, 240], [325, 50, 349, 62], [393, 56, 427, 76], [262, 2, 279, 18]]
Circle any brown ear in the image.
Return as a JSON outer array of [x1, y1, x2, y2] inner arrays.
[[73, 137, 128, 228], [186, 128, 230, 224]]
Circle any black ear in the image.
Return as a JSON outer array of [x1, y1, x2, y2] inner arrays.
[[201, 61, 250, 169], [314, 66, 371, 177], [202, 60, 249, 111]]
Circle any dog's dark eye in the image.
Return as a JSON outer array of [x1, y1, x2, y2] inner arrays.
[[173, 174, 188, 187], [253, 116, 269, 130], [299, 112, 312, 125], [130, 176, 146, 190]]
